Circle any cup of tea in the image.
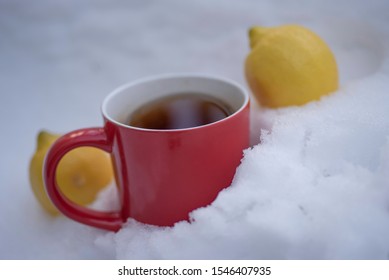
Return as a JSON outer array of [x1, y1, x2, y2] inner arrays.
[[43, 74, 250, 231]]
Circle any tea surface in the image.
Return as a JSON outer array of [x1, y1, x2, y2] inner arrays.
[[128, 93, 232, 129]]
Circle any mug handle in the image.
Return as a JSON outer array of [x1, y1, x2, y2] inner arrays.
[[43, 127, 123, 231]]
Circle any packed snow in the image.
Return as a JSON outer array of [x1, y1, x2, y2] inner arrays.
[[1, 0, 389, 259]]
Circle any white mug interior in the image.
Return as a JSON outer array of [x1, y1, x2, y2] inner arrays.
[[102, 74, 249, 130]]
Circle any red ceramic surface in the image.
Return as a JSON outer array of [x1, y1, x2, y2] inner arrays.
[[43, 75, 250, 231]]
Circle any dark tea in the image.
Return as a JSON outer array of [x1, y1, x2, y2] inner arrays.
[[128, 93, 232, 129]]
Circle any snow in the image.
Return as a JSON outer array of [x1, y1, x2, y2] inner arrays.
[[1, 0, 389, 259]]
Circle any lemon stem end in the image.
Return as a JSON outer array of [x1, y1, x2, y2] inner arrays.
[[36, 130, 59, 151], [248, 26, 267, 49]]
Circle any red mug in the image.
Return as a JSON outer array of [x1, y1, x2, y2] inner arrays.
[[44, 74, 250, 231]]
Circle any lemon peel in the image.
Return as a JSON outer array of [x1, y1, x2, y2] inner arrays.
[[245, 24, 339, 108]]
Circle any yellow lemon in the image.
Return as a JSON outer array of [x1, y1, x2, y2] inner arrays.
[[245, 24, 339, 108], [29, 131, 113, 215]]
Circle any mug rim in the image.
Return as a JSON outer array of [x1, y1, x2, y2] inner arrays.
[[101, 73, 250, 132]]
